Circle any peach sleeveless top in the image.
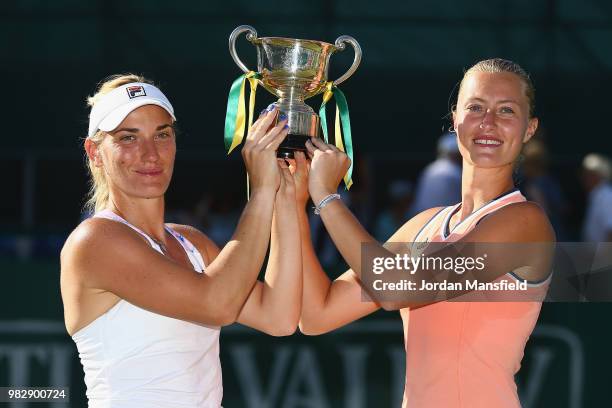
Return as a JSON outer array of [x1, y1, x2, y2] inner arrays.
[[400, 189, 550, 408]]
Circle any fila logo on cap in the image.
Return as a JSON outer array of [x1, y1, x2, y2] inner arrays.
[[126, 85, 147, 99]]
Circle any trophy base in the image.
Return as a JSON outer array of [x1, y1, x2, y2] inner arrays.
[[277, 134, 311, 159]]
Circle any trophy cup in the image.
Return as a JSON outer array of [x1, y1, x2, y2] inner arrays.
[[225, 25, 361, 169]]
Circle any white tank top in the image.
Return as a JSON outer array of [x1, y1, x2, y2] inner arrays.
[[72, 209, 223, 407]]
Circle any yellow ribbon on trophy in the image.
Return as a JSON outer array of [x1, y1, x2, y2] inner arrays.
[[319, 81, 354, 189], [224, 71, 261, 154]]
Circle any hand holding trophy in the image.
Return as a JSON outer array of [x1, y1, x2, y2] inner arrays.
[[224, 25, 361, 188]]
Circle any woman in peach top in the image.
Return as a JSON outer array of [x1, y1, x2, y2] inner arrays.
[[296, 58, 555, 407]]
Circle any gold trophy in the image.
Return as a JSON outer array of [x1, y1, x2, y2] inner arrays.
[[225, 25, 361, 165]]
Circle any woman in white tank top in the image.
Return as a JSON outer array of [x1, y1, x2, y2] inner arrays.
[[60, 74, 302, 407]]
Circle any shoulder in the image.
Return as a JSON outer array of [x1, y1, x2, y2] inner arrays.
[[62, 216, 157, 255], [387, 206, 445, 243], [475, 200, 555, 242], [60, 217, 149, 279], [62, 217, 128, 259], [166, 223, 220, 262], [412, 206, 447, 229], [493, 200, 551, 228]]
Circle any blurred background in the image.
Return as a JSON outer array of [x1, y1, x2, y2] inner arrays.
[[1, 0, 611, 407]]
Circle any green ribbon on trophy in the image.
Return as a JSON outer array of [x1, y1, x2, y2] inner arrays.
[[224, 70, 260, 154], [319, 81, 353, 189]]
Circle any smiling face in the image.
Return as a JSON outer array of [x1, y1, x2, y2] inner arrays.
[[453, 71, 538, 169], [86, 104, 176, 203]]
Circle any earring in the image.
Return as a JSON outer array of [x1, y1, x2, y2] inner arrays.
[[447, 125, 456, 133]]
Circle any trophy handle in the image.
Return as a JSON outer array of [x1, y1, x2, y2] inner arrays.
[[332, 35, 362, 86], [229, 25, 258, 73]]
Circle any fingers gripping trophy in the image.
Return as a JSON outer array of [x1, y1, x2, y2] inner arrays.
[[224, 25, 361, 188]]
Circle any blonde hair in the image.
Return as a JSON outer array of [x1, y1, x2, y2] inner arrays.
[[458, 58, 536, 118], [83, 74, 154, 214]]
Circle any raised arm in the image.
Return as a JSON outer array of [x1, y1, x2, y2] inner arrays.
[[304, 138, 555, 311], [235, 159, 303, 336], [290, 152, 380, 336], [61, 109, 289, 329]]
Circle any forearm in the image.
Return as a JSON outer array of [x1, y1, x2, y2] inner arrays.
[[258, 197, 303, 331], [298, 206, 335, 327], [312, 196, 421, 310], [298, 206, 382, 333], [316, 198, 377, 276], [204, 190, 276, 317]]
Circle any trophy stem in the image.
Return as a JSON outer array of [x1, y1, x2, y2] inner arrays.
[[277, 89, 305, 105], [274, 94, 320, 159]]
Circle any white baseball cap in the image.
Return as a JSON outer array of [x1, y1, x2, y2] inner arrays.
[[87, 82, 175, 138]]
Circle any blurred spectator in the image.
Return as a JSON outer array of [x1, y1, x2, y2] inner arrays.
[[191, 191, 242, 247], [581, 153, 612, 242], [520, 139, 570, 240], [409, 131, 462, 216], [374, 180, 413, 241]]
